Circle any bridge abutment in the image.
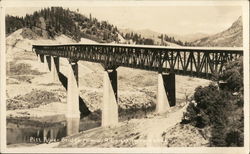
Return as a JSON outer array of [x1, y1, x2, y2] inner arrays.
[[66, 60, 80, 135], [50, 56, 60, 83], [156, 73, 176, 113], [102, 69, 118, 127]]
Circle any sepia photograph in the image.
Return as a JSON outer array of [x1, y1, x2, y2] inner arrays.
[[0, 0, 249, 153]]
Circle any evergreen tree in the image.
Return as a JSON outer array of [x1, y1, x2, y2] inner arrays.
[[5, 7, 120, 43]]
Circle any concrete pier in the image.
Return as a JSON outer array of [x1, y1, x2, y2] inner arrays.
[[102, 69, 118, 127], [156, 73, 170, 113], [41, 55, 49, 72], [156, 73, 176, 113], [165, 73, 176, 107], [66, 60, 80, 135], [37, 54, 41, 63], [37, 54, 44, 70], [66, 118, 80, 136], [50, 56, 60, 83], [39, 54, 45, 70], [45, 56, 51, 71]]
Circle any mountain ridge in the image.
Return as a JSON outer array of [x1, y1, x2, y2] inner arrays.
[[192, 16, 243, 47]]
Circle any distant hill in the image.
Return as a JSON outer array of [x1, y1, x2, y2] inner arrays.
[[6, 7, 119, 43], [119, 28, 160, 39], [168, 32, 210, 42], [192, 16, 243, 47], [119, 28, 181, 46], [134, 29, 161, 39]]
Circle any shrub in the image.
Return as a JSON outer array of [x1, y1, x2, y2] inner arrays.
[[7, 89, 60, 110], [219, 57, 243, 92], [182, 57, 244, 147]]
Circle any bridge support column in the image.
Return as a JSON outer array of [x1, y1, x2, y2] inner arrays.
[[50, 56, 60, 83], [39, 54, 45, 71], [156, 73, 176, 113], [37, 54, 41, 63], [37, 54, 44, 70], [102, 69, 118, 127], [41, 55, 50, 72], [45, 56, 51, 71], [66, 60, 80, 135]]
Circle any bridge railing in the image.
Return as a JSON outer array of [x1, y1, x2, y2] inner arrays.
[[33, 43, 243, 79]]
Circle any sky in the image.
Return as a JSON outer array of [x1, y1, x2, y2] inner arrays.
[[6, 5, 242, 35]]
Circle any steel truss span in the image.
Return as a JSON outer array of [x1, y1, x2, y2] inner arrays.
[[33, 44, 243, 79]]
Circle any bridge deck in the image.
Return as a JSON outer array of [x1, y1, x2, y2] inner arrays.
[[33, 43, 243, 52]]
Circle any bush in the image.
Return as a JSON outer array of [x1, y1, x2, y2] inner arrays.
[[183, 84, 234, 128], [182, 58, 244, 147], [7, 89, 60, 110], [219, 57, 243, 92]]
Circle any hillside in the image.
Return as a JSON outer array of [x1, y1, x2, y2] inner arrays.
[[6, 7, 198, 47], [6, 7, 119, 43], [192, 16, 243, 47], [6, 7, 183, 47]]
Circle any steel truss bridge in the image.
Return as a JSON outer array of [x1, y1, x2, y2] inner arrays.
[[32, 43, 243, 134], [33, 43, 243, 78]]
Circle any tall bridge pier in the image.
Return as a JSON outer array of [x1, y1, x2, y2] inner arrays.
[[156, 72, 176, 113], [37, 54, 45, 72], [36, 54, 177, 134], [45, 56, 51, 71], [50, 56, 60, 83], [33, 44, 243, 136], [102, 69, 118, 127], [66, 59, 80, 135]]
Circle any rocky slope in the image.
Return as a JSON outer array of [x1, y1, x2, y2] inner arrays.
[[192, 16, 243, 47]]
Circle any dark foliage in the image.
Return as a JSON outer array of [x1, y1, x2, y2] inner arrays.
[[158, 34, 193, 46], [182, 58, 244, 147], [7, 89, 60, 110], [121, 32, 193, 46], [219, 57, 243, 92], [6, 7, 119, 43], [121, 32, 155, 45]]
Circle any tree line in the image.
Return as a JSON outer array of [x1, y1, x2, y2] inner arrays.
[[6, 7, 194, 46], [158, 34, 194, 46], [6, 7, 119, 43], [121, 32, 193, 46], [121, 32, 155, 45]]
